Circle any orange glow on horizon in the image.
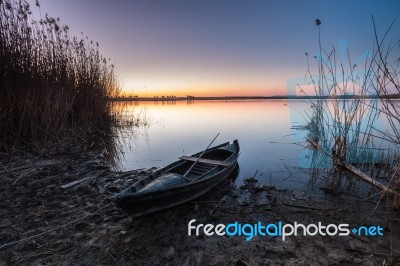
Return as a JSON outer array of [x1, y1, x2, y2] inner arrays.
[[120, 86, 287, 97], [119, 69, 294, 97]]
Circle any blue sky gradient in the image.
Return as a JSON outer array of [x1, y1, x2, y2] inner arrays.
[[35, 0, 400, 96]]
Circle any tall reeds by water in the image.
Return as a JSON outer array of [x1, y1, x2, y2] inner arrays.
[[371, 18, 400, 207], [303, 19, 400, 206], [372, 18, 400, 144], [0, 0, 120, 151]]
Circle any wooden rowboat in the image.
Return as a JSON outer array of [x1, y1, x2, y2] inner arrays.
[[113, 140, 240, 217]]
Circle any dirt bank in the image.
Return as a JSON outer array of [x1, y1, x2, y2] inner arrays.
[[0, 148, 399, 265]]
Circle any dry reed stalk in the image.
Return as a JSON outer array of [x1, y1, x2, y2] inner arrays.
[[0, 0, 120, 151]]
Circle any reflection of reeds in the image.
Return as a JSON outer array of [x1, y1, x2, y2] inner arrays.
[[0, 0, 120, 151], [109, 102, 151, 168], [302, 18, 400, 207]]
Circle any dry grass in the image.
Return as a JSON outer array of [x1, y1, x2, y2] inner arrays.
[[0, 0, 120, 151]]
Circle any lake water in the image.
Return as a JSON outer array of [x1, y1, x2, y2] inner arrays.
[[112, 99, 396, 193]]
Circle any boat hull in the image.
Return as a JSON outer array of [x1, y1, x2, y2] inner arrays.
[[113, 140, 240, 217]]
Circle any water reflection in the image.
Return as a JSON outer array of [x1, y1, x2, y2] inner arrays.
[[112, 99, 399, 201], [112, 100, 318, 192], [300, 97, 400, 198]]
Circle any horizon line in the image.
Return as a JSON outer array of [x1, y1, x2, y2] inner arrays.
[[109, 93, 400, 102]]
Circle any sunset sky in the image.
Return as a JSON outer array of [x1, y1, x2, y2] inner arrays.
[[35, 0, 400, 97]]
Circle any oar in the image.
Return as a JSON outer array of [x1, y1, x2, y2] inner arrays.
[[183, 133, 220, 178]]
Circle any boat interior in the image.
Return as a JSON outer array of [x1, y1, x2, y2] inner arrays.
[[126, 145, 236, 194]]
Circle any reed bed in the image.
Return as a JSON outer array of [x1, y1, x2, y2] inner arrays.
[[371, 18, 400, 208], [0, 0, 120, 151], [301, 19, 400, 207]]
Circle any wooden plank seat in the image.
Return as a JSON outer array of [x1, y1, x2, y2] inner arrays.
[[179, 156, 231, 167], [184, 163, 217, 180]]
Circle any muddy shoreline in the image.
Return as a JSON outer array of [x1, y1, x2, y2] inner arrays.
[[1, 148, 400, 265]]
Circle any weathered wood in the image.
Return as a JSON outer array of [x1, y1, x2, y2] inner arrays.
[[183, 133, 220, 177], [179, 156, 231, 167], [307, 139, 399, 197], [335, 160, 398, 196], [0, 159, 61, 175], [60, 171, 105, 189], [114, 140, 240, 217], [60, 177, 92, 189]]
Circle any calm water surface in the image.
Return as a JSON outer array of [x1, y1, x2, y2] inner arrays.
[[114, 100, 319, 192]]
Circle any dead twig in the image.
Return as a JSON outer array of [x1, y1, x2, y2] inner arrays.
[[13, 168, 35, 186], [282, 160, 293, 181], [60, 170, 106, 189], [308, 139, 399, 197], [0, 203, 113, 250], [209, 195, 228, 215], [282, 203, 340, 212]]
